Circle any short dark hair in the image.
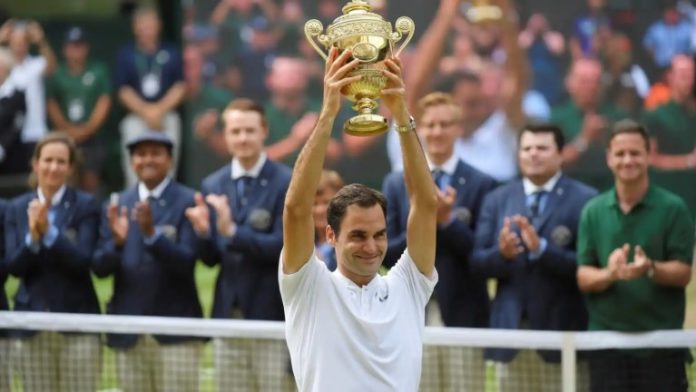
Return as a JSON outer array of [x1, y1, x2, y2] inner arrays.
[[518, 123, 566, 151], [327, 184, 387, 236], [608, 119, 650, 151], [435, 70, 481, 93]]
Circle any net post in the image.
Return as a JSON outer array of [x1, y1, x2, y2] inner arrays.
[[561, 332, 576, 392]]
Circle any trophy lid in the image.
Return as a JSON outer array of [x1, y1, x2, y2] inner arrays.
[[342, 0, 372, 14]]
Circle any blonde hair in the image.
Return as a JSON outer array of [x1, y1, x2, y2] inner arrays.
[[29, 132, 80, 187], [416, 91, 463, 122]]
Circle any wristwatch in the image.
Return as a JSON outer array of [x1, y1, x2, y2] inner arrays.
[[646, 260, 655, 279], [394, 116, 416, 133]]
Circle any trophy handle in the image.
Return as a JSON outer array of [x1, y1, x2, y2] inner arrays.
[[304, 19, 330, 61], [391, 17, 415, 57]]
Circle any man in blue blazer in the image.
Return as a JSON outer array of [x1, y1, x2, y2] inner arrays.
[[185, 98, 292, 391], [472, 124, 597, 392], [93, 131, 203, 392], [383, 92, 496, 391]]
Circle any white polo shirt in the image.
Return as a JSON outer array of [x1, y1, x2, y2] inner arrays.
[[8, 55, 47, 142], [279, 250, 437, 392]]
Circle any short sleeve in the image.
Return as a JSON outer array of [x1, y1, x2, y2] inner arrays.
[[386, 250, 438, 311], [665, 201, 695, 265], [279, 250, 326, 312], [95, 63, 111, 95], [576, 204, 599, 267]]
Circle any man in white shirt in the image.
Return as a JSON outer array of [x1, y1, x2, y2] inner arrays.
[[279, 48, 439, 391]]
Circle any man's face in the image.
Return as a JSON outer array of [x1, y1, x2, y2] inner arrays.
[[63, 42, 88, 64], [328, 204, 387, 283], [453, 81, 486, 134], [518, 132, 562, 183], [313, 188, 335, 232], [222, 110, 267, 161], [567, 60, 602, 109], [607, 133, 649, 185], [418, 104, 460, 161], [130, 142, 172, 185], [266, 58, 308, 97], [183, 46, 203, 84], [669, 56, 695, 102], [133, 13, 161, 45], [33, 142, 73, 190], [8, 28, 29, 59]]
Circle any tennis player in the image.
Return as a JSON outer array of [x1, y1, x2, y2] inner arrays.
[[279, 47, 439, 391]]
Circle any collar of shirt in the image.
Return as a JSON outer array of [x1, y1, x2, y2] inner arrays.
[[522, 171, 562, 196], [37, 185, 66, 207], [231, 152, 267, 180], [332, 268, 382, 295], [427, 153, 458, 175], [0, 78, 17, 98], [138, 177, 171, 201]]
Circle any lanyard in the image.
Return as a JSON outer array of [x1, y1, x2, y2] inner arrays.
[[134, 48, 167, 80]]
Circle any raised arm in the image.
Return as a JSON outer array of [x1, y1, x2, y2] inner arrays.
[[383, 58, 438, 276], [282, 48, 360, 274]]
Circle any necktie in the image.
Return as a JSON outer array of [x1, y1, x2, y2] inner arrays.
[[529, 190, 547, 218], [432, 169, 445, 190], [237, 176, 254, 208]]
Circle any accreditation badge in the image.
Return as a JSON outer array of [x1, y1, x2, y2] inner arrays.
[[68, 99, 85, 122], [141, 72, 161, 98]]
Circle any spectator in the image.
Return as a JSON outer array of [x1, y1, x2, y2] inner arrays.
[[46, 26, 111, 193], [0, 197, 8, 391], [576, 120, 693, 392], [472, 124, 596, 392], [519, 13, 565, 106], [209, 0, 279, 62], [263, 56, 325, 166], [601, 34, 650, 116], [643, 55, 696, 216], [93, 131, 204, 392], [0, 47, 27, 175], [383, 92, 496, 391], [4, 132, 101, 392], [185, 98, 293, 391], [0, 19, 57, 174], [643, 0, 693, 70], [183, 44, 233, 184], [552, 58, 627, 191], [233, 15, 280, 103], [570, 0, 611, 60], [398, 0, 527, 182], [115, 6, 185, 188], [314, 169, 343, 271]]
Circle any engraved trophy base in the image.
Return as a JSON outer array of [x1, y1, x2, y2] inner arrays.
[[344, 113, 389, 136]]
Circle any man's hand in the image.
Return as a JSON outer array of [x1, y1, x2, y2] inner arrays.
[[26, 21, 46, 45], [134, 201, 155, 238], [607, 243, 629, 281], [107, 204, 129, 247], [0, 19, 14, 44], [194, 110, 219, 140], [580, 113, 606, 143], [621, 245, 652, 280], [499, 217, 523, 260], [380, 57, 409, 123], [436, 186, 456, 225], [513, 215, 540, 253], [185, 192, 211, 237], [206, 194, 235, 237], [321, 48, 361, 119]]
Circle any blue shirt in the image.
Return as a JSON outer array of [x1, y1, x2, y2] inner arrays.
[[114, 43, 183, 102], [643, 19, 694, 68]]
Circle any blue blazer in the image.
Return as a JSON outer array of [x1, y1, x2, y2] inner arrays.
[[383, 160, 497, 327], [4, 189, 100, 321], [0, 199, 8, 313], [472, 175, 596, 362], [199, 160, 291, 321], [93, 180, 203, 349]]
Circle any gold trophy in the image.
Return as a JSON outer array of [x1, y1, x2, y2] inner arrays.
[[465, 0, 503, 24], [304, 0, 415, 136]]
